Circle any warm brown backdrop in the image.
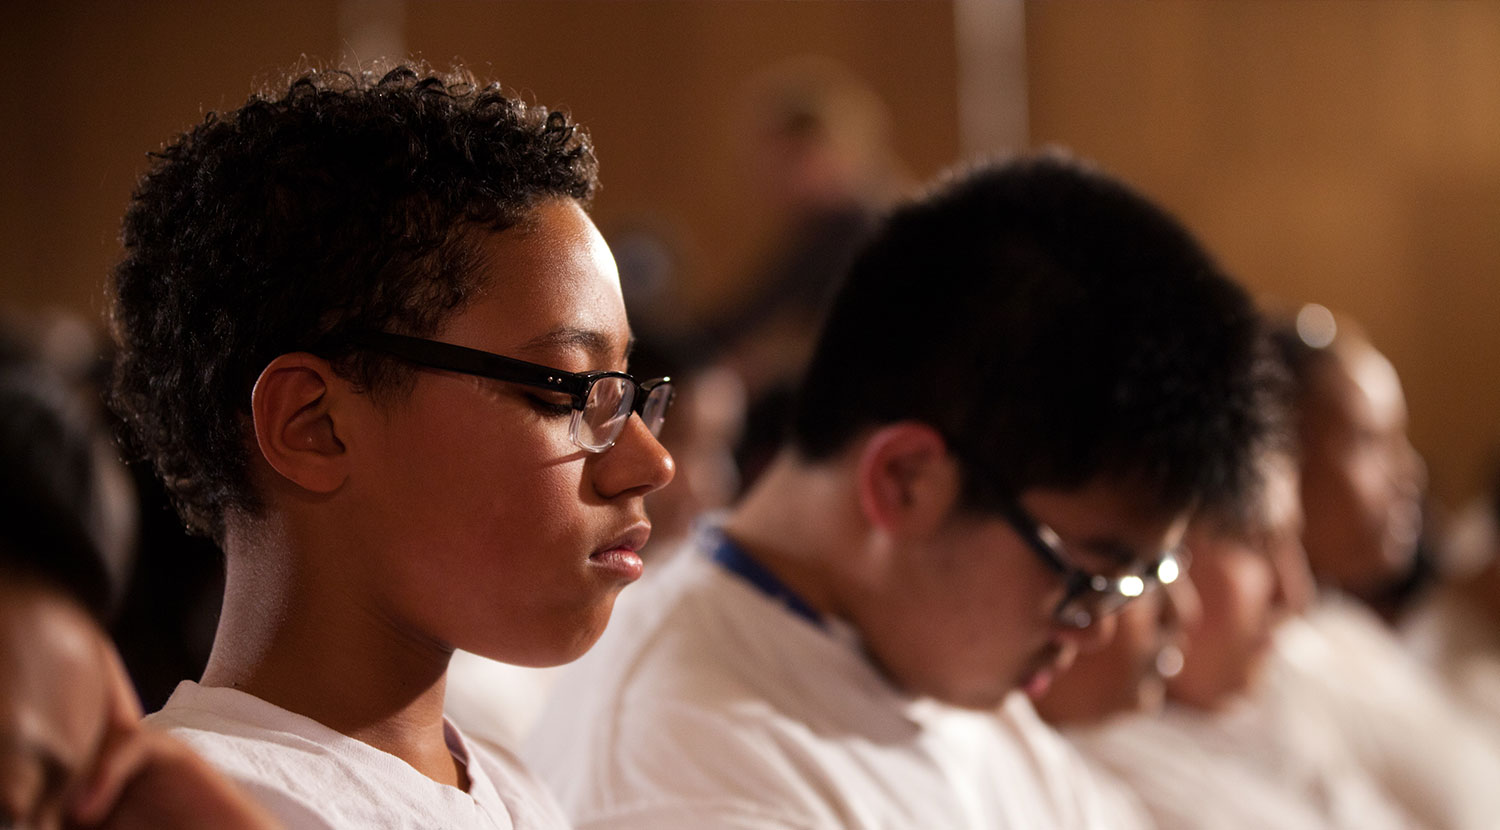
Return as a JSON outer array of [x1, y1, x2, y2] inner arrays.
[[2, 1, 1496, 507]]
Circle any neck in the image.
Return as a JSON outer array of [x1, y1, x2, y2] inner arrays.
[[722, 450, 867, 623], [201, 517, 468, 789]]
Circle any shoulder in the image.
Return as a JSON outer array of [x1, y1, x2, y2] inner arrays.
[[145, 701, 358, 830], [145, 682, 343, 784], [533, 663, 848, 827], [149, 682, 525, 829], [990, 695, 1153, 830], [526, 554, 875, 827]]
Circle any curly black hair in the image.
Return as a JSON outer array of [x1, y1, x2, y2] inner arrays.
[[108, 63, 598, 540], [792, 153, 1274, 515]]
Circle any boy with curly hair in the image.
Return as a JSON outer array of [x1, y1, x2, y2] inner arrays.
[[109, 64, 675, 828]]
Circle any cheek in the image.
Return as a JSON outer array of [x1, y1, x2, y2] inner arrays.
[[1116, 599, 1166, 659], [1200, 556, 1276, 651], [0, 755, 43, 828], [1348, 450, 1399, 518], [387, 388, 574, 503], [1089, 604, 1159, 685], [1305, 450, 1356, 512], [1050, 600, 1165, 718], [891, 537, 1053, 688], [364, 397, 584, 571]]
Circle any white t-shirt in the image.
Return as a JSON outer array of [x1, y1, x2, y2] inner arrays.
[[1068, 697, 1415, 830], [145, 681, 570, 830], [1402, 585, 1500, 745], [445, 650, 562, 753], [1069, 595, 1500, 830], [1274, 597, 1500, 829], [524, 535, 1149, 830]]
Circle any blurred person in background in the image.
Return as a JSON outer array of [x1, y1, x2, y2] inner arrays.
[[1, 306, 225, 715], [1047, 436, 1420, 829], [526, 154, 1273, 829], [0, 361, 277, 829], [0, 309, 136, 602], [709, 55, 905, 394], [1229, 313, 1500, 828], [704, 56, 908, 490], [1403, 456, 1500, 742], [1029, 514, 1199, 829], [1034, 542, 1200, 729], [1278, 305, 1429, 619]]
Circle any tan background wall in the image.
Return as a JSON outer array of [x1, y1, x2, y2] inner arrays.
[[1027, 1, 1500, 508], [2, 1, 1496, 507]]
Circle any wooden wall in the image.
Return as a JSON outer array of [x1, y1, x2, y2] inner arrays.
[[0, 1, 959, 317], [1028, 0, 1500, 507], [2, 1, 1496, 506]]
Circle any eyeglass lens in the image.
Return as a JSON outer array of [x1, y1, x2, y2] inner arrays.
[[575, 378, 673, 451], [1053, 549, 1183, 629]]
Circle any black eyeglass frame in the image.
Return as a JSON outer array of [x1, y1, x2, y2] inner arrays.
[[350, 330, 672, 452], [996, 499, 1185, 630]]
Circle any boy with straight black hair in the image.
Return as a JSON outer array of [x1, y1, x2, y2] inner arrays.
[[528, 153, 1274, 828]]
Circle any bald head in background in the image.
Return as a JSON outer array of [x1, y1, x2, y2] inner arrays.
[[1280, 311, 1426, 606]]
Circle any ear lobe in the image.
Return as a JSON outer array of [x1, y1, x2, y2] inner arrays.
[[251, 353, 349, 495], [856, 422, 963, 536]]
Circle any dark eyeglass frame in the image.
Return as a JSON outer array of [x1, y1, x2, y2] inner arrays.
[[996, 499, 1186, 630], [350, 330, 672, 452]]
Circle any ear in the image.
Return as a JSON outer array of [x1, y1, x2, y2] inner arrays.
[[855, 422, 963, 537], [250, 353, 348, 495]]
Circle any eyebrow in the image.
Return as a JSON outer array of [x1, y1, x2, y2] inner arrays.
[[515, 327, 635, 363], [1071, 538, 1148, 567]]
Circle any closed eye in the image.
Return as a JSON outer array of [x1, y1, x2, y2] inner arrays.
[[526, 394, 574, 418]]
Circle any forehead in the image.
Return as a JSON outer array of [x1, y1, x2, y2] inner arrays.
[[1021, 476, 1192, 565], [440, 200, 628, 362], [1311, 343, 1408, 431]]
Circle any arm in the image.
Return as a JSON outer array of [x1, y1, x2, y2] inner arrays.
[[67, 644, 283, 830]]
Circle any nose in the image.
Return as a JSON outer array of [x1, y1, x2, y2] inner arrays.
[[592, 413, 676, 499], [1056, 607, 1118, 655], [1398, 441, 1428, 506], [1269, 534, 1317, 616], [1161, 571, 1202, 635]]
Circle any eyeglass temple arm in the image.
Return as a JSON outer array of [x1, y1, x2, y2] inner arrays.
[[351, 331, 591, 403], [995, 500, 1071, 577]]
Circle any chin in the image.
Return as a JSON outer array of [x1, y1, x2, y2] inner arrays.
[[464, 601, 619, 668], [948, 692, 1012, 712], [928, 678, 1016, 712], [1134, 679, 1167, 716], [556, 600, 621, 662]]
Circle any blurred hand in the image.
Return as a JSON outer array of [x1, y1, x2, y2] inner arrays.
[[67, 647, 280, 830]]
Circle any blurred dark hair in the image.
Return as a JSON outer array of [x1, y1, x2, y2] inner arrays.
[[108, 63, 598, 539], [791, 153, 1273, 514], [0, 367, 119, 617]]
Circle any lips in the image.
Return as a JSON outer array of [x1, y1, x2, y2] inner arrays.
[[1019, 642, 1073, 700], [594, 524, 651, 557], [588, 523, 651, 582], [1022, 665, 1058, 700]]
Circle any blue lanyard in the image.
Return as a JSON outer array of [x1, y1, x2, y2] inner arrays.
[[705, 529, 824, 627]]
